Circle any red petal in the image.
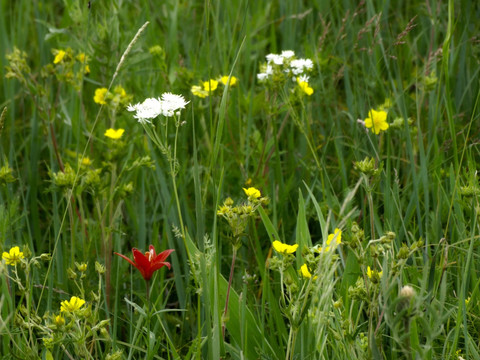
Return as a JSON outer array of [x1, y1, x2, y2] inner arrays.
[[154, 249, 175, 263], [114, 252, 137, 268], [132, 248, 152, 280], [148, 244, 157, 258]]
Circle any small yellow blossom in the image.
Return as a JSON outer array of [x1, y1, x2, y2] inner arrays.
[[364, 109, 389, 134], [191, 85, 208, 98], [76, 53, 90, 74], [104, 128, 125, 140], [76, 263, 87, 272], [203, 79, 218, 92], [53, 50, 66, 64], [272, 240, 298, 254], [54, 315, 65, 326], [243, 187, 261, 199], [367, 266, 383, 279], [318, 228, 342, 253], [300, 264, 317, 279], [94, 88, 108, 105], [298, 80, 314, 96], [2, 246, 25, 266], [80, 157, 91, 166], [465, 296, 471, 306], [60, 296, 85, 312], [220, 75, 238, 86], [114, 85, 127, 98]]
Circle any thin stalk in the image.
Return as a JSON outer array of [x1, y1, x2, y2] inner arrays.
[[222, 246, 237, 339]]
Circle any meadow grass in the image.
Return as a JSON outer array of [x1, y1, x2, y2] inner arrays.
[[1, 0, 480, 359]]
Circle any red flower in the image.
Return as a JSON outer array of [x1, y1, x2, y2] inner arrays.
[[115, 245, 174, 281]]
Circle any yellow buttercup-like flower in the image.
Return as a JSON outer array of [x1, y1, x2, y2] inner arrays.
[[94, 88, 108, 105], [243, 187, 261, 199], [54, 315, 65, 326], [272, 240, 298, 254], [191, 85, 209, 98], [300, 264, 317, 279], [104, 128, 125, 140], [318, 228, 342, 253], [364, 109, 389, 134], [203, 79, 218, 92], [297, 80, 314, 96], [60, 296, 85, 312], [220, 75, 238, 86], [2, 246, 24, 266], [53, 50, 66, 64]]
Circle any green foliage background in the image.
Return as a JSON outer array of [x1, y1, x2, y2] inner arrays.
[[1, 0, 480, 359]]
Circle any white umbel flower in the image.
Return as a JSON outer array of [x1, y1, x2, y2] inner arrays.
[[127, 93, 189, 123], [160, 93, 189, 117], [281, 50, 295, 58], [266, 53, 284, 65]]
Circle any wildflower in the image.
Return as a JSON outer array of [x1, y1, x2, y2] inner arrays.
[[191, 85, 208, 98], [317, 228, 342, 253], [272, 240, 298, 254], [76, 262, 87, 272], [364, 109, 389, 134], [80, 157, 91, 166], [367, 266, 383, 280], [2, 246, 24, 266], [465, 296, 471, 306], [127, 93, 188, 123], [94, 88, 108, 105], [104, 128, 125, 140], [114, 86, 126, 98], [127, 98, 163, 123], [243, 187, 261, 200], [53, 50, 66, 64], [60, 296, 85, 312], [203, 79, 218, 92], [220, 75, 238, 86], [297, 79, 314, 96], [115, 245, 174, 281], [290, 58, 314, 75], [399, 285, 415, 299], [160, 92, 189, 117], [300, 264, 317, 279], [54, 315, 65, 327], [281, 50, 295, 58], [77, 52, 90, 74], [266, 53, 284, 65]]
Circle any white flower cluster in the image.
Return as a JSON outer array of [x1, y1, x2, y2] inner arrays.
[[127, 93, 189, 124], [257, 50, 313, 82]]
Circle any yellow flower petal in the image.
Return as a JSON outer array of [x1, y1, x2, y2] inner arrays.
[[243, 187, 261, 199], [2, 246, 24, 266], [272, 240, 298, 254], [104, 128, 125, 140], [53, 50, 66, 64], [94, 88, 108, 105]]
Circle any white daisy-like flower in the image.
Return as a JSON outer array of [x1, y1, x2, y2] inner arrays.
[[160, 93, 189, 117], [290, 58, 314, 75], [127, 98, 163, 124], [266, 53, 284, 65], [265, 64, 273, 75], [281, 50, 295, 58]]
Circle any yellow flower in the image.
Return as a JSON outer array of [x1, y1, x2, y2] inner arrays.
[[327, 228, 342, 246], [220, 75, 238, 86], [2, 246, 25, 266], [54, 315, 65, 326], [318, 228, 342, 253], [300, 264, 317, 279], [364, 109, 389, 134], [104, 128, 125, 140], [367, 266, 383, 279], [114, 85, 127, 98], [243, 187, 261, 199], [60, 296, 85, 312], [191, 85, 208, 98], [465, 296, 471, 306], [80, 157, 91, 166], [272, 240, 298, 254], [84, 64, 91, 74], [203, 79, 218, 92], [298, 80, 314, 96], [76, 262, 87, 272], [53, 50, 66, 64], [94, 88, 108, 105]]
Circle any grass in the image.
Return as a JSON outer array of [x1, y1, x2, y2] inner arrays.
[[1, 0, 480, 359]]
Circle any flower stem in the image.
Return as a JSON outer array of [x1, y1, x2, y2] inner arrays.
[[222, 246, 237, 339]]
